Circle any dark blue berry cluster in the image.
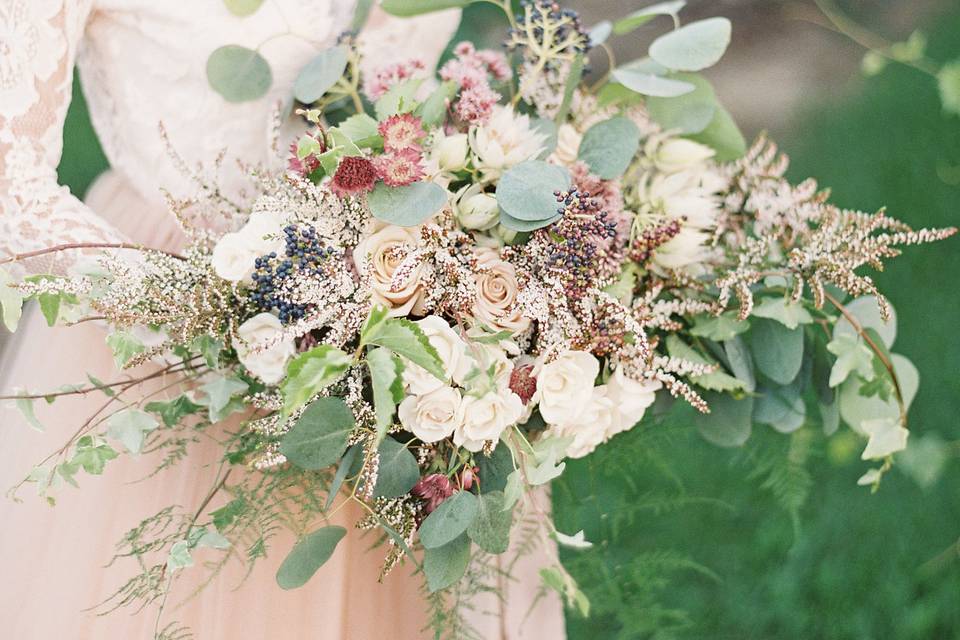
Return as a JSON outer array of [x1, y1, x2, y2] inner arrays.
[[506, 1, 591, 59], [249, 224, 338, 324], [543, 186, 618, 299]]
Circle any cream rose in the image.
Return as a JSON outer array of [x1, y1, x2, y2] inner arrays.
[[469, 105, 547, 180], [454, 390, 524, 452], [353, 225, 428, 317], [472, 249, 530, 334], [398, 386, 464, 443], [402, 316, 473, 395], [605, 368, 661, 438], [535, 350, 600, 424], [235, 312, 296, 385], [549, 385, 617, 459]]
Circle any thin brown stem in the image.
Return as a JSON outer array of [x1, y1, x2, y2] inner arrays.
[[0, 242, 184, 266]]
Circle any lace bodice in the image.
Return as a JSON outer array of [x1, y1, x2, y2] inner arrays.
[[0, 0, 461, 274]]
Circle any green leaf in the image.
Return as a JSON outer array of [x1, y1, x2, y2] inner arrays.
[[498, 210, 560, 232], [423, 533, 471, 592], [166, 540, 194, 572], [688, 99, 746, 160], [362, 316, 445, 381], [191, 335, 223, 369], [351, 0, 376, 30], [337, 113, 380, 145], [690, 311, 748, 342], [724, 336, 756, 392], [555, 54, 585, 124], [418, 80, 458, 127], [613, 1, 686, 35], [752, 297, 814, 330], [495, 160, 571, 221], [200, 375, 248, 420], [280, 397, 355, 471], [753, 385, 806, 433], [276, 525, 347, 589], [645, 72, 717, 135], [666, 335, 745, 392], [611, 59, 695, 97], [71, 436, 119, 475], [106, 408, 159, 454], [476, 444, 514, 492], [373, 437, 421, 498], [839, 354, 918, 433], [502, 469, 523, 510], [367, 181, 448, 227], [37, 292, 61, 326], [419, 491, 479, 549], [324, 445, 361, 510], [211, 498, 246, 530], [196, 529, 231, 550], [106, 331, 145, 369], [380, 0, 472, 17], [747, 319, 804, 385], [16, 397, 43, 432], [223, 0, 263, 16], [577, 116, 642, 179], [937, 59, 960, 116], [375, 78, 423, 120], [280, 345, 351, 416], [206, 45, 273, 103], [826, 333, 873, 388], [467, 491, 512, 554], [588, 21, 613, 47], [832, 296, 897, 349], [649, 17, 731, 71], [367, 347, 404, 442], [0, 268, 24, 331], [532, 118, 559, 159], [693, 392, 753, 447], [293, 46, 348, 104], [145, 395, 204, 427]]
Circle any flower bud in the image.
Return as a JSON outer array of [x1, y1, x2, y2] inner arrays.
[[652, 138, 715, 173], [456, 187, 500, 230], [435, 132, 469, 172]]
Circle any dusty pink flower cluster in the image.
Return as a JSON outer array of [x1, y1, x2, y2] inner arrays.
[[374, 114, 426, 187], [439, 42, 511, 124], [362, 58, 426, 102]]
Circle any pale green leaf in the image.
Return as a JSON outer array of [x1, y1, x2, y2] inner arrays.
[[589, 21, 613, 47], [577, 116, 641, 179], [423, 533, 471, 592], [693, 391, 753, 447], [860, 417, 909, 460], [367, 347, 404, 442], [200, 375, 248, 418], [937, 60, 960, 115], [166, 540, 193, 572], [752, 297, 813, 330], [16, 397, 43, 432], [70, 436, 119, 475], [826, 333, 873, 388], [191, 335, 223, 369], [690, 311, 748, 342], [832, 296, 897, 348], [373, 437, 420, 498], [368, 181, 448, 227], [375, 78, 423, 120], [196, 530, 231, 550], [336, 113, 379, 144], [724, 336, 756, 392], [496, 160, 571, 221], [613, 1, 686, 35], [106, 331, 145, 369], [276, 525, 347, 589], [839, 354, 918, 433], [419, 490, 479, 549], [499, 210, 560, 232], [646, 72, 718, 134], [380, 0, 472, 17], [223, 0, 263, 16], [280, 397, 355, 470], [753, 385, 806, 434], [280, 345, 351, 416], [106, 408, 159, 454], [206, 45, 273, 103], [554, 529, 593, 550], [649, 17, 731, 71], [324, 445, 361, 510], [467, 491, 512, 554], [555, 54, 584, 124], [502, 469, 523, 511], [418, 80, 458, 127], [747, 319, 804, 385], [612, 60, 696, 97], [688, 99, 746, 160], [294, 46, 348, 103], [0, 269, 23, 331], [37, 292, 61, 326]]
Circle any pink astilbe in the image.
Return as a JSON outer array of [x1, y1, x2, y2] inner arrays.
[[412, 474, 454, 513], [378, 113, 426, 152], [362, 58, 426, 102], [374, 148, 424, 187], [439, 42, 511, 124], [330, 156, 378, 197]]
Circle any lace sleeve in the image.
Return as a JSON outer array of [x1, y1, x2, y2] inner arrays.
[[0, 0, 124, 276]]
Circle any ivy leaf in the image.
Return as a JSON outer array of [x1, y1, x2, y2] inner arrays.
[[70, 436, 119, 475], [166, 540, 194, 572], [280, 397, 355, 471], [937, 59, 960, 116], [223, 0, 264, 16], [525, 451, 566, 485], [693, 391, 753, 447], [690, 311, 748, 342], [200, 375, 248, 421], [423, 533, 471, 592], [648, 17, 732, 72], [747, 319, 804, 386], [211, 498, 246, 531], [280, 345, 351, 416], [0, 268, 24, 331], [106, 331, 145, 369], [145, 395, 204, 427], [106, 408, 159, 454], [496, 161, 571, 222], [751, 297, 813, 330], [466, 491, 512, 554], [336, 113, 379, 144], [206, 45, 273, 103], [860, 417, 909, 460], [375, 78, 423, 120], [577, 116, 641, 180], [373, 437, 420, 498], [191, 335, 223, 369], [613, 1, 686, 35], [380, 0, 472, 17], [16, 397, 44, 432], [196, 529, 231, 550], [826, 334, 873, 388], [368, 181, 448, 227], [612, 59, 696, 97], [361, 316, 445, 381], [367, 347, 404, 443], [293, 46, 348, 104], [276, 526, 347, 589], [419, 491, 479, 549]]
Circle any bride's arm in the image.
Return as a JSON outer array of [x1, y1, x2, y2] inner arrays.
[[0, 0, 125, 276], [357, 6, 462, 74]]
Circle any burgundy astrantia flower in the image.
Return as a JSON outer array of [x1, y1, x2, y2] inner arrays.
[[374, 148, 424, 187], [378, 114, 426, 153], [509, 363, 537, 404], [330, 156, 377, 197], [412, 473, 454, 513]]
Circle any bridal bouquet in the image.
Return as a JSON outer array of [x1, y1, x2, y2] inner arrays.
[[2, 0, 955, 633]]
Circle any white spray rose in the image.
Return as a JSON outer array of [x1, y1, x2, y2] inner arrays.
[[454, 390, 524, 452], [398, 386, 464, 443], [402, 315, 473, 395], [211, 212, 285, 283], [535, 350, 600, 425], [549, 385, 617, 459], [235, 312, 296, 385], [469, 105, 547, 180], [353, 224, 428, 317], [605, 368, 661, 438], [649, 137, 715, 174], [455, 185, 500, 230]]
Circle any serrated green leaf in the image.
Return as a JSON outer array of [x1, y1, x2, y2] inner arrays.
[[280, 397, 355, 471], [423, 533, 471, 592], [280, 345, 351, 416], [106, 331, 145, 369], [362, 317, 445, 381], [211, 498, 246, 531], [367, 347, 404, 442], [191, 335, 223, 369], [368, 181, 448, 227], [467, 491, 512, 554], [496, 160, 571, 221], [206, 45, 273, 103], [145, 395, 204, 427], [167, 540, 194, 572], [577, 116, 641, 179], [373, 437, 420, 498], [276, 525, 347, 589], [294, 46, 348, 104], [419, 491, 479, 549], [649, 17, 731, 72], [418, 80, 458, 127], [337, 113, 380, 144], [375, 78, 423, 120], [71, 437, 119, 475]]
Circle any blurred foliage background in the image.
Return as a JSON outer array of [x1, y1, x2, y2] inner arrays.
[[55, 1, 959, 638]]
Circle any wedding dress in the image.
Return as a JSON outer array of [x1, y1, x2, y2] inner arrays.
[[0, 1, 564, 637]]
